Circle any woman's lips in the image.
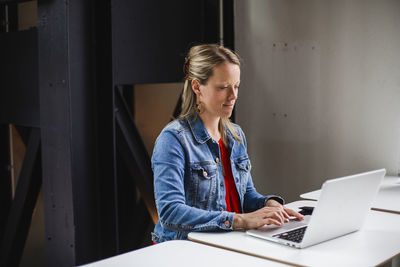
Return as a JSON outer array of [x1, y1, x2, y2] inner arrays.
[[223, 104, 235, 108]]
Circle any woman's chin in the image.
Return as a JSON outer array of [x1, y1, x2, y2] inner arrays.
[[220, 111, 233, 119]]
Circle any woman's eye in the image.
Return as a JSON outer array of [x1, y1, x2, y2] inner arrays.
[[219, 85, 239, 90]]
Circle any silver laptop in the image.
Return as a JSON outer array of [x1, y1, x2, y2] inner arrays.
[[246, 169, 386, 248]]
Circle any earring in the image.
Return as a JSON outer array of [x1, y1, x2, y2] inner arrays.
[[196, 101, 204, 115]]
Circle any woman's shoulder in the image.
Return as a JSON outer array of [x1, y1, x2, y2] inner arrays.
[[159, 119, 190, 137], [228, 121, 245, 138], [153, 120, 187, 152], [230, 121, 242, 131]]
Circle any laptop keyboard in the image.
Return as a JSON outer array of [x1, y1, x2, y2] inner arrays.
[[273, 226, 307, 243]]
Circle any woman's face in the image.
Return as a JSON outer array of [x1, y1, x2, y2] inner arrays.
[[194, 63, 240, 120]]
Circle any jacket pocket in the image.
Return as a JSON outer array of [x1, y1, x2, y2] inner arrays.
[[191, 162, 217, 208], [234, 157, 251, 194]]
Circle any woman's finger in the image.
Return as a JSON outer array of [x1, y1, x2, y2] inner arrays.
[[264, 218, 282, 226], [276, 210, 289, 222], [284, 207, 305, 220], [265, 204, 292, 221], [268, 210, 285, 224], [280, 209, 291, 220]]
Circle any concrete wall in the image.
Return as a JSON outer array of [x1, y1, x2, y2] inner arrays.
[[234, 0, 400, 202]]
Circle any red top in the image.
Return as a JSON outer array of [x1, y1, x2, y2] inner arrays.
[[218, 139, 241, 213]]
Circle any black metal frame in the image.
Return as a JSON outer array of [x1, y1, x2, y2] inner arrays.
[[37, 0, 110, 265], [0, 125, 11, 246], [114, 86, 157, 223], [0, 0, 235, 265], [0, 128, 41, 267], [0, 2, 17, 31], [114, 86, 155, 251], [0, 2, 42, 267], [92, 0, 119, 261]]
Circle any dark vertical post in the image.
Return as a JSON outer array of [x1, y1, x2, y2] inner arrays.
[[0, 8, 11, 243], [6, 2, 18, 32], [0, 125, 11, 242], [0, 5, 5, 33], [68, 0, 102, 264], [38, 0, 107, 265], [38, 0, 76, 265], [93, 0, 119, 259]]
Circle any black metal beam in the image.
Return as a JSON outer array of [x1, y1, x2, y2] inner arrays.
[[93, 0, 119, 260], [0, 128, 41, 267], [38, 1, 76, 264], [6, 2, 17, 32], [0, 29, 39, 127], [0, 125, 12, 244], [114, 87, 158, 224], [114, 87, 155, 251], [38, 0, 111, 265], [0, 2, 17, 31], [0, 5, 5, 32], [115, 143, 152, 252], [38, 0, 120, 264]]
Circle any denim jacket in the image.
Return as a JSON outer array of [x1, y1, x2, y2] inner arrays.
[[151, 116, 283, 243]]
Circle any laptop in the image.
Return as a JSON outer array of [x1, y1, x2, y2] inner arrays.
[[246, 169, 386, 248]]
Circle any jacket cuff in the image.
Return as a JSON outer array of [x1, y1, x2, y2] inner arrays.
[[219, 211, 234, 230], [264, 195, 285, 206]]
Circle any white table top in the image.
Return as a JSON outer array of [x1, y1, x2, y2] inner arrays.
[[77, 239, 288, 267], [301, 176, 400, 214], [189, 200, 400, 267]]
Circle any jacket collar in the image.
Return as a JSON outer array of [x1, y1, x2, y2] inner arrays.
[[225, 125, 235, 151], [187, 115, 236, 148], [187, 116, 211, 144]]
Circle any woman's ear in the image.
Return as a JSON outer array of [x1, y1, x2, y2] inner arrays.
[[191, 79, 201, 96]]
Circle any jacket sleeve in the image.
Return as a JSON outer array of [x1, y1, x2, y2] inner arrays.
[[152, 130, 234, 232], [237, 127, 285, 212]]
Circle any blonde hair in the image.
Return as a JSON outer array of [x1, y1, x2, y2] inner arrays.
[[179, 44, 242, 146]]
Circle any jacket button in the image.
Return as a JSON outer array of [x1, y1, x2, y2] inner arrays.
[[220, 182, 224, 187], [216, 157, 220, 163], [224, 220, 230, 227], [203, 171, 208, 177]]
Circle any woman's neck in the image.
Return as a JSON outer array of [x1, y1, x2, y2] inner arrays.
[[199, 113, 221, 141]]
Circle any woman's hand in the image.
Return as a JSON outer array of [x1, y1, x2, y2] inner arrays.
[[233, 200, 304, 230], [266, 199, 304, 221]]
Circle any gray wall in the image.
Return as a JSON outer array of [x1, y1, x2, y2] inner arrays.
[[235, 0, 400, 202]]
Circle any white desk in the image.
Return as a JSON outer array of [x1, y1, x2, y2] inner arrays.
[[77, 240, 288, 267], [189, 201, 400, 267], [301, 176, 400, 214]]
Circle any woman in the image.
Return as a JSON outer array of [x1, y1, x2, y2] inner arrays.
[[151, 44, 303, 243]]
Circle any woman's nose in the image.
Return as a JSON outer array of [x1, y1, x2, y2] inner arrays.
[[229, 86, 238, 100]]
